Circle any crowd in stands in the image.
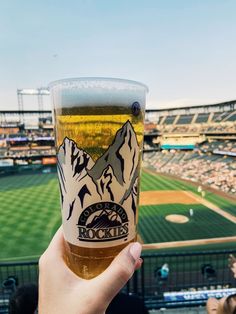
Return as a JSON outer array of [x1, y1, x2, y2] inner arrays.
[[0, 129, 56, 165], [152, 123, 236, 134], [144, 109, 236, 135], [143, 142, 159, 150], [6, 148, 56, 158], [144, 109, 236, 196], [4, 130, 54, 139], [202, 124, 236, 133], [144, 142, 236, 195], [201, 140, 236, 154]]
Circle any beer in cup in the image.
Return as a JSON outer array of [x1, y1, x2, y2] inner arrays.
[[50, 77, 148, 279]]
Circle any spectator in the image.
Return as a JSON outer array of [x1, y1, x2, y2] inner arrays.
[[155, 263, 169, 280], [9, 283, 38, 314], [106, 293, 148, 314], [229, 254, 236, 278]]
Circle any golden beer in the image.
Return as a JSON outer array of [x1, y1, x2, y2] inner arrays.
[[50, 78, 147, 279]]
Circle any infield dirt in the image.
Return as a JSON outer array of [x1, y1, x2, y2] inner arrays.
[[139, 189, 236, 249], [140, 190, 199, 205]]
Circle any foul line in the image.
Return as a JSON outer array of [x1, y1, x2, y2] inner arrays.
[[142, 235, 236, 250], [183, 191, 236, 224]]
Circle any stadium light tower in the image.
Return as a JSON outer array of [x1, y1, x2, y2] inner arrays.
[[17, 88, 50, 112]]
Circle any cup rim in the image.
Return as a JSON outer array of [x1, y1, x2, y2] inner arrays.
[[48, 77, 148, 92]]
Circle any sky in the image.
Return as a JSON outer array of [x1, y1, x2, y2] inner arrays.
[[0, 0, 236, 110]]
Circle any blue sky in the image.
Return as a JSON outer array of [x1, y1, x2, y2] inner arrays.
[[0, 0, 236, 110]]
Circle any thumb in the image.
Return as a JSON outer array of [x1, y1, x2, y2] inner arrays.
[[93, 242, 142, 305]]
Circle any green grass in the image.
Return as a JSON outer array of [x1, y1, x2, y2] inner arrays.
[[141, 171, 190, 191], [0, 173, 61, 261], [139, 170, 236, 251], [141, 171, 236, 215], [139, 203, 236, 243], [0, 169, 235, 261]]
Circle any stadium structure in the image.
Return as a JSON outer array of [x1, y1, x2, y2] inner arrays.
[[0, 99, 236, 312], [144, 100, 236, 195]]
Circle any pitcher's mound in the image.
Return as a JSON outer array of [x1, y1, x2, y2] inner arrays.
[[165, 214, 189, 224]]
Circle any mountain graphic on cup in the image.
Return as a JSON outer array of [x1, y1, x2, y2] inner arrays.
[[86, 210, 122, 228], [57, 120, 140, 227]]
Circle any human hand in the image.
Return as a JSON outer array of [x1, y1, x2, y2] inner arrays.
[[39, 227, 142, 314], [206, 297, 219, 313], [206, 296, 228, 314]]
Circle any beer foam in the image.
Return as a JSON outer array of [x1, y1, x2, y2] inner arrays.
[[49, 77, 148, 109]]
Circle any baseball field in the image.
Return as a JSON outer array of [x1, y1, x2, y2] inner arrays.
[[0, 169, 236, 261], [139, 170, 236, 251]]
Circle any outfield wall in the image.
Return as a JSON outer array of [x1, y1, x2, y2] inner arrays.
[[0, 164, 57, 177]]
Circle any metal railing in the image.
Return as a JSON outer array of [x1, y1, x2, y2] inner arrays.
[[133, 249, 236, 309], [1, 249, 236, 312], [0, 260, 38, 313]]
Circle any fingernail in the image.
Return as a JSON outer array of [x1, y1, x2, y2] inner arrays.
[[129, 242, 142, 261]]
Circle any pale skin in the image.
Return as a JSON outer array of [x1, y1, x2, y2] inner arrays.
[[206, 297, 227, 314], [229, 254, 236, 278], [206, 254, 236, 314], [39, 227, 142, 314]]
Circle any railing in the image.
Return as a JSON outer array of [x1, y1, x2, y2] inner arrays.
[[132, 249, 236, 309], [1, 249, 236, 312], [0, 260, 38, 313]]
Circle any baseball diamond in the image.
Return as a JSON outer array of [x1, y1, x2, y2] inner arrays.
[[139, 170, 236, 251]]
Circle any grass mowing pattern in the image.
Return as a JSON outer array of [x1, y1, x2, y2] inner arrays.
[[0, 173, 61, 261], [0, 170, 235, 260], [139, 204, 236, 243], [141, 171, 236, 214], [140, 171, 236, 250]]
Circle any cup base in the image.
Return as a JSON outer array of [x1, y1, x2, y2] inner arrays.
[[64, 237, 136, 279]]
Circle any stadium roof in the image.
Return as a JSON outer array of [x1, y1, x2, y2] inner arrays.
[[0, 99, 236, 114], [0, 110, 51, 114], [146, 99, 236, 112]]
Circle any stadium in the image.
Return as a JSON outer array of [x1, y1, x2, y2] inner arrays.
[[0, 99, 236, 312]]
